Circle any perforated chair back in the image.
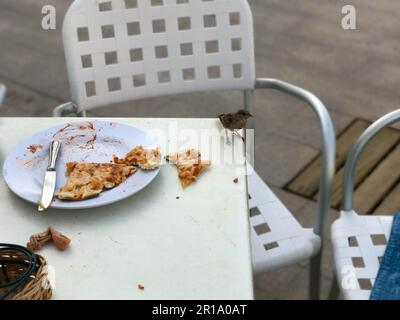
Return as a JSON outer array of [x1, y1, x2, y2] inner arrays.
[[62, 0, 256, 110]]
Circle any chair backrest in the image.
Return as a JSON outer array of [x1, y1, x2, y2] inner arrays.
[[63, 0, 256, 110], [341, 109, 400, 212]]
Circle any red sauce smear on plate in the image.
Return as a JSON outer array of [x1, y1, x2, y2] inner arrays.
[[27, 144, 43, 154]]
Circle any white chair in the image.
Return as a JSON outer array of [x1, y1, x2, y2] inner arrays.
[[330, 109, 400, 300], [55, 0, 336, 299], [0, 84, 6, 106]]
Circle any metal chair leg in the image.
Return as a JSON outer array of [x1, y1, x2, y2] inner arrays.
[[327, 272, 340, 300], [255, 78, 336, 300], [310, 253, 322, 300], [0, 84, 6, 107]]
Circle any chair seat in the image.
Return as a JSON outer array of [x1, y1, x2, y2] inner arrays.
[[247, 167, 321, 274], [331, 211, 393, 300]]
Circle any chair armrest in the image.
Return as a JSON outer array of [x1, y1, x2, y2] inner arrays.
[[52, 102, 86, 117], [254, 78, 336, 240], [342, 109, 400, 211]]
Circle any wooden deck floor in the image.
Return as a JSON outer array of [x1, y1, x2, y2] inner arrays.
[[287, 119, 400, 214]]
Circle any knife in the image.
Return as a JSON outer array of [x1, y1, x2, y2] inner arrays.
[[38, 140, 61, 212]]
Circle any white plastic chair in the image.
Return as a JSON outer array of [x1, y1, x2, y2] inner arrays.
[[55, 0, 336, 299], [0, 84, 6, 106], [330, 109, 400, 300]]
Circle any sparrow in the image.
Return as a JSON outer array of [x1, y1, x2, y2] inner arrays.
[[218, 109, 253, 142]]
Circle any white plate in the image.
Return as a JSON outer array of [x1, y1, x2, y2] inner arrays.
[[2, 121, 160, 209]]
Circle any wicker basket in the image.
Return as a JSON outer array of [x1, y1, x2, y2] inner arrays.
[[0, 250, 52, 300]]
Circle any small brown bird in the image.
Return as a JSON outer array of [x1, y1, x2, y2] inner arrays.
[[218, 109, 253, 143]]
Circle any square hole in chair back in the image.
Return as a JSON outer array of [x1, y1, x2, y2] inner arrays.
[[205, 40, 219, 53], [130, 48, 143, 62], [348, 236, 358, 247], [352, 257, 365, 268], [178, 17, 191, 30], [207, 66, 221, 79], [229, 12, 241, 25], [182, 68, 195, 81], [85, 81, 96, 97], [105, 51, 118, 65], [102, 25, 115, 38], [151, 0, 163, 6], [127, 22, 141, 35], [158, 71, 171, 83], [180, 43, 193, 56], [81, 55, 92, 68], [264, 242, 279, 251], [233, 64, 242, 78], [153, 19, 166, 33], [99, 1, 112, 11], [155, 45, 168, 59], [371, 234, 387, 245], [77, 27, 89, 41], [108, 78, 121, 91], [231, 38, 242, 51], [358, 278, 373, 290], [133, 74, 146, 87], [124, 0, 138, 9], [250, 207, 261, 217], [204, 14, 216, 28], [254, 223, 270, 235]]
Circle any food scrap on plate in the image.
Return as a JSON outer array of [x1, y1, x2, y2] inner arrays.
[[166, 149, 211, 188], [114, 146, 161, 170], [55, 162, 137, 201]]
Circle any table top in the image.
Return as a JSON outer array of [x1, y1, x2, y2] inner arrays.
[[0, 117, 253, 300]]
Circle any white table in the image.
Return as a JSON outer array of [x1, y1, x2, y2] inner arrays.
[[0, 118, 253, 300]]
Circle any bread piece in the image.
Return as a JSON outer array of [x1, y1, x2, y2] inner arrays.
[[55, 162, 136, 200], [166, 150, 210, 188], [114, 146, 161, 170]]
